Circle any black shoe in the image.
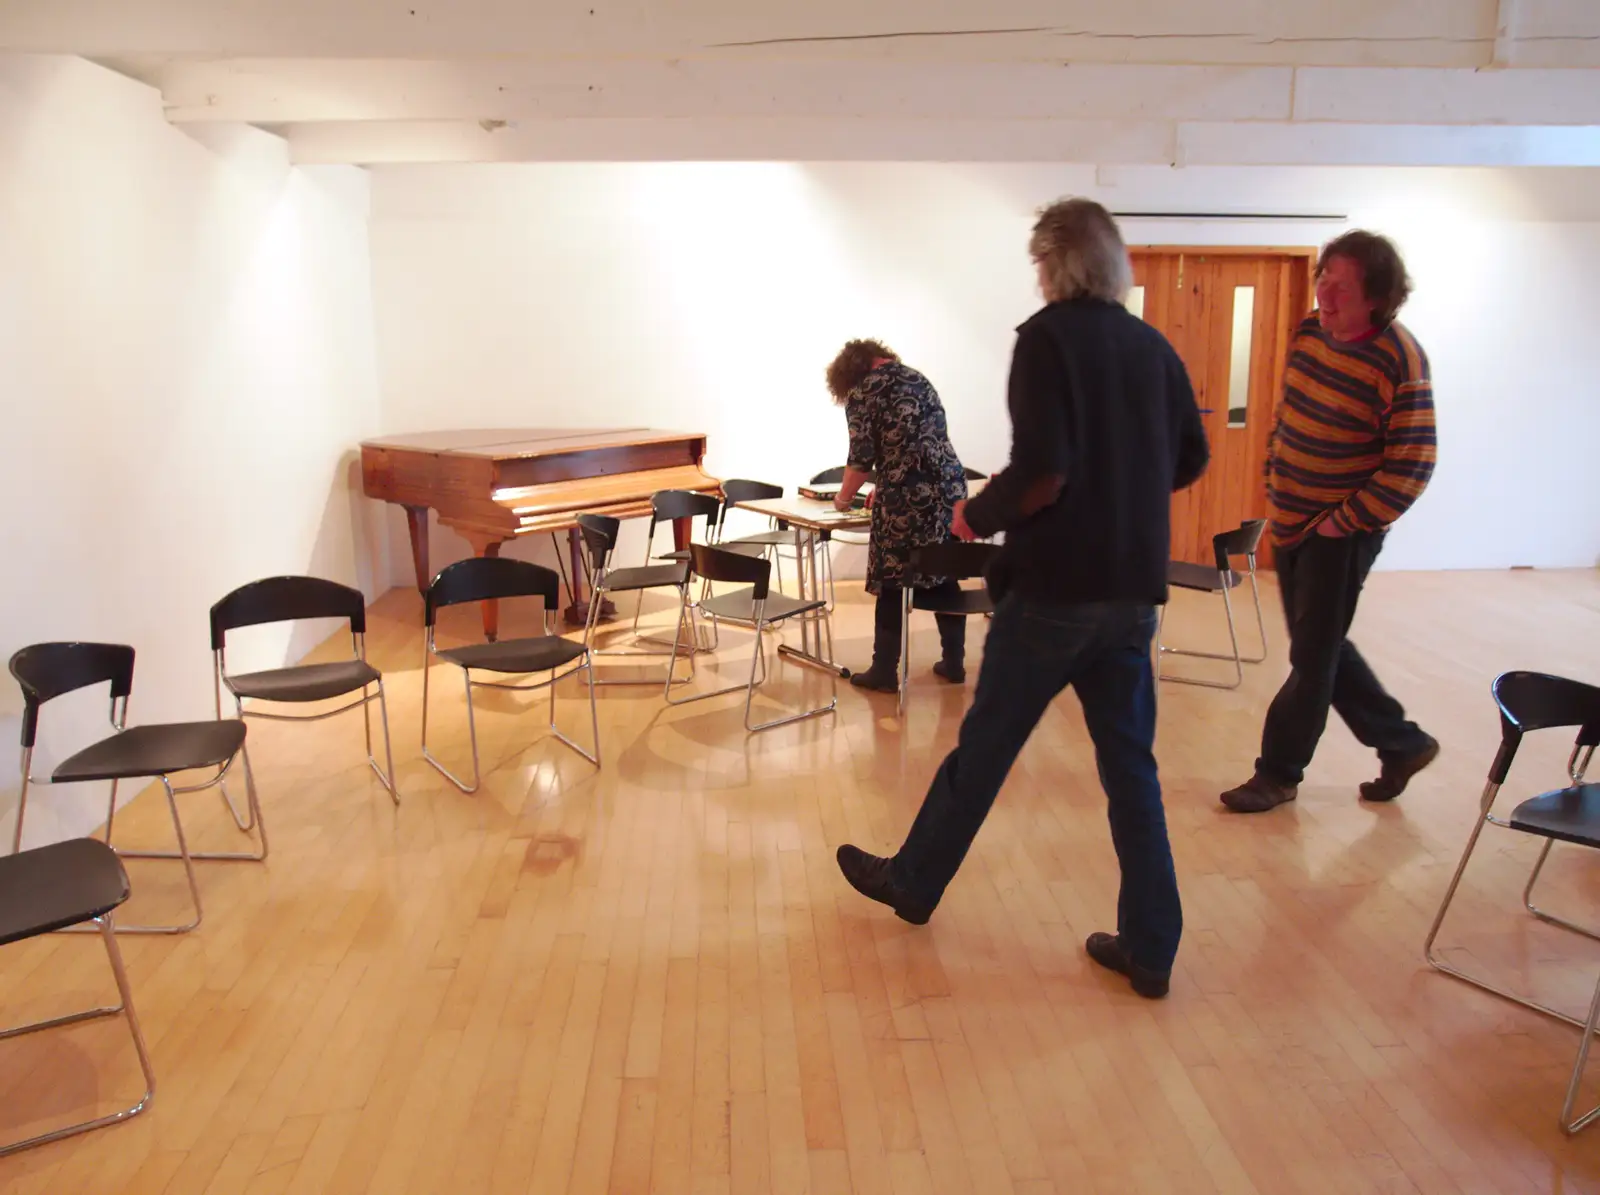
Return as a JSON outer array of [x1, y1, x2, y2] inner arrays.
[[1085, 932, 1170, 999], [848, 666, 899, 693], [1360, 736, 1440, 802], [835, 844, 933, 925], [932, 659, 965, 684], [1219, 773, 1298, 813]]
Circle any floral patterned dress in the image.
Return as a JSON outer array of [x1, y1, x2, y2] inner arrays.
[[845, 362, 969, 595]]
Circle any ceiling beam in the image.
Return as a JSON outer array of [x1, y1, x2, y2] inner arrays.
[[141, 60, 1295, 125], [279, 116, 1600, 168], [109, 57, 1600, 128], [1, 0, 1575, 68]]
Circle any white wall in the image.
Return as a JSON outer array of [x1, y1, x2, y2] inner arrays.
[[369, 161, 1600, 578], [0, 55, 385, 846]]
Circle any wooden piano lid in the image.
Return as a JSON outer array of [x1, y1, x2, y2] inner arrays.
[[359, 428, 704, 458]]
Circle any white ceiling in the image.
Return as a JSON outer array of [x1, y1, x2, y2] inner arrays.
[[3, 0, 1599, 166]]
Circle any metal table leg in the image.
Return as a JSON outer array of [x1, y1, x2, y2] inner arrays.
[[777, 527, 847, 677]]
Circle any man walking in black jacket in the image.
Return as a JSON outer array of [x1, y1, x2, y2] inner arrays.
[[836, 198, 1209, 998]]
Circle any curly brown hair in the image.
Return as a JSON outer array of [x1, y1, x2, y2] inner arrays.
[[825, 339, 898, 404], [1317, 230, 1413, 326]]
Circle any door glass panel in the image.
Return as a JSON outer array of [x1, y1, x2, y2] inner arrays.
[[1227, 285, 1254, 428], [1125, 285, 1145, 321]]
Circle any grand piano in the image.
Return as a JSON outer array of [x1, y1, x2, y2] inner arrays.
[[359, 427, 720, 633]]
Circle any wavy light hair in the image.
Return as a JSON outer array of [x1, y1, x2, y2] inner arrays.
[[1028, 198, 1133, 305], [1317, 230, 1413, 326]]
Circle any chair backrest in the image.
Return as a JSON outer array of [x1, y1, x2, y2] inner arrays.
[[688, 543, 772, 600], [576, 513, 620, 570], [720, 479, 783, 506], [9, 642, 135, 748], [425, 558, 560, 628], [908, 542, 999, 582], [962, 466, 988, 481], [650, 489, 722, 523], [1488, 671, 1600, 783], [1212, 519, 1267, 570], [210, 576, 367, 650], [809, 466, 846, 486]]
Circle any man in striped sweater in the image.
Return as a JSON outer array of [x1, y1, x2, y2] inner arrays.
[[1222, 230, 1440, 814]]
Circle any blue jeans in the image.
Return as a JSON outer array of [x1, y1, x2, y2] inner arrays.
[[891, 594, 1182, 972]]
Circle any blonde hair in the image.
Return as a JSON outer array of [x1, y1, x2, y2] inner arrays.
[[1028, 198, 1133, 304]]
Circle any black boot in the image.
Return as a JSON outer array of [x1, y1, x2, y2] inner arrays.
[[851, 587, 903, 692], [932, 598, 967, 683]]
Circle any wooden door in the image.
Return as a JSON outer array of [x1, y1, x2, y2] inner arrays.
[[1128, 247, 1313, 568]]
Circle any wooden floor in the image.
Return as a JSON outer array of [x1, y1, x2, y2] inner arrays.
[[2, 567, 1599, 1194]]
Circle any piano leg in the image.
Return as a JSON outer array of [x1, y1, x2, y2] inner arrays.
[[463, 536, 504, 641], [404, 505, 430, 592]]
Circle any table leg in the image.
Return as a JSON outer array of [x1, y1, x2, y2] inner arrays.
[[776, 527, 847, 677]]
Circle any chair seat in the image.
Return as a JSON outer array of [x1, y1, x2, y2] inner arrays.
[[700, 589, 825, 624], [602, 563, 689, 593], [226, 659, 380, 702], [656, 542, 768, 562], [53, 721, 247, 784], [723, 530, 794, 548], [1510, 783, 1600, 849], [438, 636, 588, 675], [911, 587, 993, 616], [0, 838, 130, 946], [1168, 561, 1243, 592]]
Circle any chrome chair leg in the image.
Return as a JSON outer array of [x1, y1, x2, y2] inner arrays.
[[1426, 782, 1600, 1133], [548, 658, 602, 766], [367, 680, 400, 803], [0, 915, 157, 1157], [1522, 838, 1600, 942], [1561, 972, 1600, 1133], [107, 776, 203, 934], [897, 587, 912, 715], [423, 656, 481, 794]]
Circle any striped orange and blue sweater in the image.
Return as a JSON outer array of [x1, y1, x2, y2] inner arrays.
[[1264, 312, 1437, 547]]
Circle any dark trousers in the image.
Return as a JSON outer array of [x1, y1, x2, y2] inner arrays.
[[871, 582, 966, 671], [1256, 530, 1432, 786], [891, 595, 1181, 973]]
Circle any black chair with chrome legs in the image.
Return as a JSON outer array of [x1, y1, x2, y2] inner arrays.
[[897, 542, 998, 713], [665, 544, 837, 732], [9, 642, 253, 934], [577, 513, 698, 691], [210, 575, 398, 805], [422, 556, 600, 792], [714, 479, 795, 591], [1156, 519, 1268, 689], [0, 837, 156, 1156], [1424, 670, 1600, 1134]]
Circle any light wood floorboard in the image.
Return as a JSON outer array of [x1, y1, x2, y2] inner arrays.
[[1, 568, 1598, 1193]]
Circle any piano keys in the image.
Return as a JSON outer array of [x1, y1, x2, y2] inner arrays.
[[360, 427, 720, 634]]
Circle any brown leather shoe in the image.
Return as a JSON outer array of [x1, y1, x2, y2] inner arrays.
[[835, 844, 933, 924], [1085, 932, 1170, 998], [1360, 736, 1440, 802], [1220, 773, 1299, 813]]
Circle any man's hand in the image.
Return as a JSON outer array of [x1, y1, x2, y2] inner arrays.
[[951, 499, 976, 542], [1315, 516, 1344, 538]]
